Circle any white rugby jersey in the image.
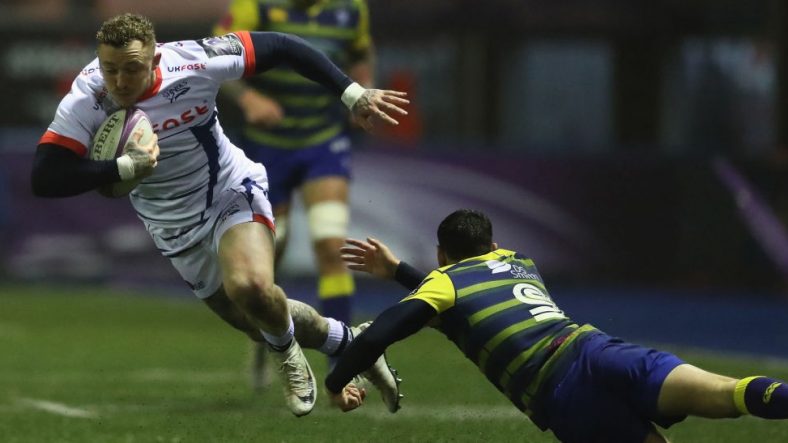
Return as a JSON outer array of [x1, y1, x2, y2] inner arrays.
[[40, 32, 264, 230]]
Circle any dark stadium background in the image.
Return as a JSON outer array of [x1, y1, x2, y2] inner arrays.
[[2, 0, 788, 357]]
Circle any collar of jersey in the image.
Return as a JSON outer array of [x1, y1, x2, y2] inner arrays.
[[438, 248, 515, 272], [137, 65, 163, 102]]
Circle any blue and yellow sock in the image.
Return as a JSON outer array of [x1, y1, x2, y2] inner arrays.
[[734, 376, 788, 419], [319, 273, 354, 369], [318, 273, 354, 325]]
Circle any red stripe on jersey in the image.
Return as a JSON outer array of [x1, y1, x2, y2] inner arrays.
[[137, 66, 163, 102], [253, 213, 275, 234], [235, 31, 256, 78], [39, 130, 87, 157]]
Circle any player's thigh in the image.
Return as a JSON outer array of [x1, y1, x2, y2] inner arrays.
[[167, 240, 222, 299], [657, 363, 739, 418], [548, 362, 658, 442], [218, 220, 276, 287], [301, 176, 349, 204], [214, 177, 277, 288]]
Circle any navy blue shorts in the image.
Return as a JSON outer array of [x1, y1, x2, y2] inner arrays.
[[242, 134, 352, 206], [543, 332, 686, 443]]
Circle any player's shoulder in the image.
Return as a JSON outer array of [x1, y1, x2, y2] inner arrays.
[[495, 248, 518, 258], [425, 268, 453, 282], [64, 58, 113, 111], [74, 58, 105, 91], [157, 40, 207, 61]]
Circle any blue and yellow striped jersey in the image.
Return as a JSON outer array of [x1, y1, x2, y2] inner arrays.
[[402, 249, 596, 415], [215, 0, 371, 149]]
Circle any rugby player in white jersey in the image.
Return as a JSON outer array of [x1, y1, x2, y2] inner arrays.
[[31, 13, 408, 416]]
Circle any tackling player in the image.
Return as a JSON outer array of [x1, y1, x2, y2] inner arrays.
[[31, 13, 407, 417], [326, 209, 788, 442]]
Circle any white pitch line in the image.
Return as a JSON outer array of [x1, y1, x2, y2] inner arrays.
[[17, 397, 97, 419], [345, 404, 523, 421]]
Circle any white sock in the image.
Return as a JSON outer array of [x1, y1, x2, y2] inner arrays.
[[319, 317, 351, 356], [261, 316, 295, 350]]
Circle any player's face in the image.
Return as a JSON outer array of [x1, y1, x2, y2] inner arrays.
[[98, 40, 157, 108]]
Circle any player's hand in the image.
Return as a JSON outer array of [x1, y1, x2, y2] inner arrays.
[[238, 89, 284, 128], [328, 383, 366, 412], [121, 130, 159, 179], [350, 89, 408, 133], [341, 237, 400, 280]]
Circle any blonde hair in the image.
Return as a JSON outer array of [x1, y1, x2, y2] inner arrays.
[[96, 13, 156, 48]]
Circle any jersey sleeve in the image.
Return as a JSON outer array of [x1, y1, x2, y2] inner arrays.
[[400, 270, 456, 314], [39, 72, 103, 157], [197, 32, 257, 82], [213, 0, 261, 35], [351, 0, 372, 53]]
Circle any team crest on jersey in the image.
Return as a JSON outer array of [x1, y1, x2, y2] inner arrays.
[[160, 80, 191, 103], [197, 34, 243, 58]]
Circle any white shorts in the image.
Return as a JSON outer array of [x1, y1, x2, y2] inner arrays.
[[146, 171, 274, 299]]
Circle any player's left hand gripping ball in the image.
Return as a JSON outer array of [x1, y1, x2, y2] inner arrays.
[[90, 108, 158, 198]]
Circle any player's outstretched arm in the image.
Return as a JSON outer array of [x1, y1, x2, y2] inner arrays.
[[341, 237, 400, 280], [342, 237, 428, 290], [246, 32, 409, 131], [325, 299, 436, 411]]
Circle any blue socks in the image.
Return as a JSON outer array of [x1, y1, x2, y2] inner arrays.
[[734, 376, 788, 419]]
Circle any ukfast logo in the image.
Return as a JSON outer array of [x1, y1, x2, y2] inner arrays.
[[167, 63, 206, 72], [152, 105, 210, 132]]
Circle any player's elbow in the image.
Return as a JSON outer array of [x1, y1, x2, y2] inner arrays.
[[30, 160, 62, 198], [31, 177, 56, 197], [30, 167, 51, 197]]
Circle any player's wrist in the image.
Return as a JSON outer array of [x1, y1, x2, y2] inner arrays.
[[387, 260, 401, 279], [116, 154, 135, 181], [341, 82, 365, 110], [325, 380, 343, 395]]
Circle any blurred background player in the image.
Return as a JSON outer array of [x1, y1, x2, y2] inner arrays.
[[326, 209, 788, 441], [214, 0, 375, 385]]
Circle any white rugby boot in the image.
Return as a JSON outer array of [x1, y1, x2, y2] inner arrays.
[[268, 339, 317, 417], [351, 321, 403, 413]]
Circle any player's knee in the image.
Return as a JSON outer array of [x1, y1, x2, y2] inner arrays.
[[308, 200, 349, 242], [224, 272, 275, 312]]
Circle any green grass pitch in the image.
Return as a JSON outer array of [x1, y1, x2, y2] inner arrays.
[[1, 284, 787, 442]]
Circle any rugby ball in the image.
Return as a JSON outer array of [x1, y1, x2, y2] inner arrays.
[[90, 108, 154, 198]]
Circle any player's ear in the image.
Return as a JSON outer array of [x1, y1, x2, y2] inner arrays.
[[437, 246, 448, 267], [491, 242, 498, 251]]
